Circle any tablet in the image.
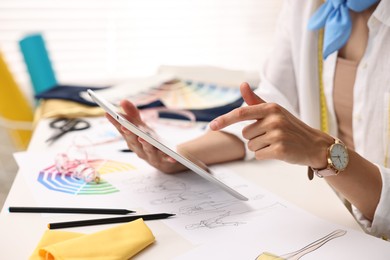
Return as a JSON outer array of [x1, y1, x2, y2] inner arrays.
[[87, 89, 248, 201]]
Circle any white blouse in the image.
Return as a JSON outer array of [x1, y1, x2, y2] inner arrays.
[[223, 0, 390, 239]]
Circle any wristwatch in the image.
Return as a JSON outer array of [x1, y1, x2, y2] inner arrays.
[[311, 137, 349, 178]]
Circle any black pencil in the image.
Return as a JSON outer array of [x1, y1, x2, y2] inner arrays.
[[48, 213, 175, 229], [9, 207, 135, 215]]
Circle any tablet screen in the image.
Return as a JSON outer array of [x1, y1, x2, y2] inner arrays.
[[88, 89, 248, 201]]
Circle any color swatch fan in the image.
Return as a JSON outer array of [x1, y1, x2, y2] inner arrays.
[[38, 159, 135, 195], [129, 79, 242, 110]]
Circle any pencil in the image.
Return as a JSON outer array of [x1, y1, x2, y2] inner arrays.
[[9, 207, 135, 215], [48, 213, 175, 229]]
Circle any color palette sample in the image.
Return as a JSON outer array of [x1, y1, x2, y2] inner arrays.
[[38, 159, 135, 195], [132, 80, 241, 110]]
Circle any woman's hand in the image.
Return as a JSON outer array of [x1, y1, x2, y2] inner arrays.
[[210, 82, 333, 169], [106, 99, 185, 173]]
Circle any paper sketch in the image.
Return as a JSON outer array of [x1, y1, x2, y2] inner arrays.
[[134, 179, 215, 204], [182, 202, 286, 231], [112, 161, 291, 243], [179, 200, 240, 215], [185, 211, 245, 230]]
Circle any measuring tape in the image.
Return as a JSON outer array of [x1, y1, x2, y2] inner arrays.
[[318, 28, 329, 134], [307, 28, 327, 180]]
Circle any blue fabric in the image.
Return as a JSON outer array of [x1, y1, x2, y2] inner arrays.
[[308, 0, 379, 59], [19, 34, 58, 95], [35, 85, 110, 106], [138, 98, 244, 122], [36, 85, 243, 122]]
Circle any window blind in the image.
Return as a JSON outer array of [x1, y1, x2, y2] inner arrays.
[[0, 0, 282, 101]]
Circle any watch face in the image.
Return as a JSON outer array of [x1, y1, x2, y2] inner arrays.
[[329, 143, 349, 171]]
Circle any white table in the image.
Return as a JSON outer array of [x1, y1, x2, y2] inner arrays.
[[0, 118, 362, 259]]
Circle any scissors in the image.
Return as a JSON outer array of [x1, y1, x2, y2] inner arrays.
[[46, 118, 91, 145]]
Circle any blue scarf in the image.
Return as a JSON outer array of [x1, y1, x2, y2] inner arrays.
[[308, 0, 379, 59]]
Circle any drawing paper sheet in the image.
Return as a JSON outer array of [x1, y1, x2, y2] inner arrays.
[[111, 157, 293, 244], [14, 151, 390, 258], [175, 208, 390, 260]]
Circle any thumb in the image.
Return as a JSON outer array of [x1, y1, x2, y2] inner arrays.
[[240, 82, 265, 106]]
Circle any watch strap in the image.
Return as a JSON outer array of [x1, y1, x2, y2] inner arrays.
[[311, 167, 338, 178], [307, 167, 314, 180]]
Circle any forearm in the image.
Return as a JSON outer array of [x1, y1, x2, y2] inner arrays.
[[178, 130, 246, 165], [324, 150, 382, 222]]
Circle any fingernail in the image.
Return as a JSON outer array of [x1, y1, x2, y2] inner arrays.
[[209, 120, 219, 130]]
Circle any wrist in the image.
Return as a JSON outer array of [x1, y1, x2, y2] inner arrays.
[[308, 132, 335, 169], [309, 136, 349, 178]]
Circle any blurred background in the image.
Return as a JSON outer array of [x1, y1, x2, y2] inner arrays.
[[0, 0, 282, 206]]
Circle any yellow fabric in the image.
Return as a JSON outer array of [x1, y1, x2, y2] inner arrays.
[[30, 230, 83, 259], [34, 99, 105, 122], [256, 252, 285, 260], [0, 50, 34, 149], [29, 219, 155, 260]]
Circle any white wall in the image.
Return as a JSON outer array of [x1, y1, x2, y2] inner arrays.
[[0, 0, 283, 102]]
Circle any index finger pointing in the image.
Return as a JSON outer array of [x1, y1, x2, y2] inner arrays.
[[209, 105, 267, 130]]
